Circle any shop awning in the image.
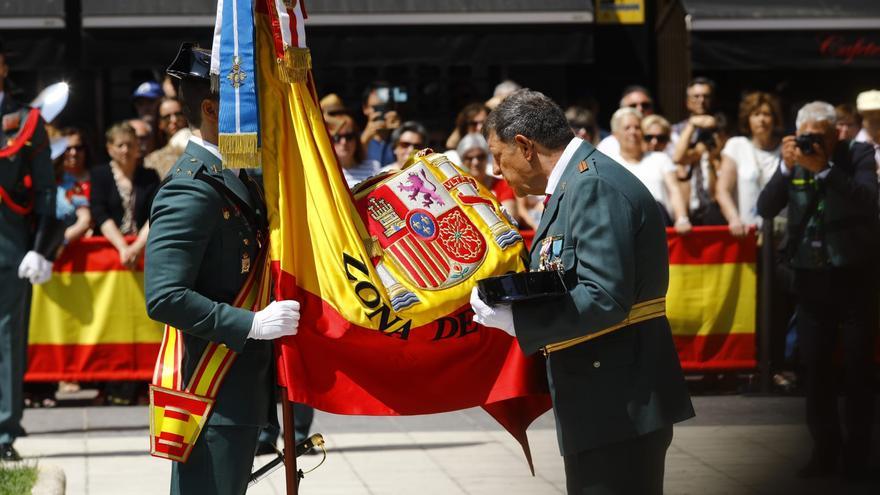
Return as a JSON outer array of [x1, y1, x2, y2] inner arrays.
[[81, 0, 593, 28], [682, 0, 880, 70], [0, 0, 65, 29]]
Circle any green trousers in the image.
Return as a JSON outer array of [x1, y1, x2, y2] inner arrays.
[[0, 270, 27, 445], [170, 424, 261, 495]]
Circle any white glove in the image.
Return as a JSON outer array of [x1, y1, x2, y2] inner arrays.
[[30, 258, 53, 285], [470, 287, 515, 337], [248, 300, 301, 340], [18, 251, 52, 285]]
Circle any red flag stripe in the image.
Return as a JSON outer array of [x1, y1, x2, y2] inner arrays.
[[422, 236, 451, 272], [398, 238, 442, 287], [388, 244, 429, 288], [666, 227, 757, 265], [405, 237, 447, 284]]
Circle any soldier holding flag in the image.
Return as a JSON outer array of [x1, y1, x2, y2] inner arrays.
[[144, 44, 300, 494]]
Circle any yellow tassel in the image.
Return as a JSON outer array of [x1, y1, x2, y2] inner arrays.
[[364, 236, 384, 259], [219, 134, 261, 169], [222, 152, 262, 169], [276, 47, 311, 83]]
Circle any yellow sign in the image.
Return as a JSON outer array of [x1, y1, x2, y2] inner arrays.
[[596, 0, 645, 25]]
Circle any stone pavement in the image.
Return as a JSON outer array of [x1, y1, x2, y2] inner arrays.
[[14, 396, 880, 495]]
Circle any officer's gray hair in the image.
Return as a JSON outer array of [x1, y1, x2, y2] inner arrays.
[[483, 89, 574, 151], [796, 101, 836, 129], [610, 107, 644, 134]]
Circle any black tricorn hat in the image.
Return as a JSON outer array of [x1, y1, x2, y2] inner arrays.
[[167, 43, 212, 81], [477, 270, 568, 306]]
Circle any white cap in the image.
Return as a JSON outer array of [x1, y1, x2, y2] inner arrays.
[[856, 90, 880, 112]]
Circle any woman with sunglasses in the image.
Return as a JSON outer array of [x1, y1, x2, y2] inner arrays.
[[610, 107, 690, 232], [55, 127, 93, 244], [445, 103, 489, 151], [641, 114, 672, 153], [327, 114, 381, 188]]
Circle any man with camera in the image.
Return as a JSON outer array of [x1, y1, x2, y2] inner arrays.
[[757, 101, 879, 481], [360, 83, 403, 166]]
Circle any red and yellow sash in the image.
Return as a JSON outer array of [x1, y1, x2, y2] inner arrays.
[[149, 248, 271, 463]]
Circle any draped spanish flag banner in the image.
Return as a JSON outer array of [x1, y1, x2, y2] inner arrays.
[[253, 0, 551, 469], [666, 227, 758, 371], [27, 237, 163, 381]]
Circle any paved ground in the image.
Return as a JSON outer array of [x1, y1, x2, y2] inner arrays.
[[13, 395, 880, 494]]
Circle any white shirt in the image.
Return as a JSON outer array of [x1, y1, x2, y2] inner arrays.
[[855, 128, 880, 171], [721, 136, 781, 225], [187, 135, 245, 176], [545, 137, 584, 196], [609, 151, 677, 215], [596, 134, 619, 156]]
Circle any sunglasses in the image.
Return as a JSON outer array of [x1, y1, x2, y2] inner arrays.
[[628, 102, 653, 111], [397, 141, 422, 149], [463, 153, 487, 163], [643, 134, 669, 143], [332, 132, 358, 144], [160, 111, 185, 122], [65, 145, 86, 152], [326, 109, 346, 117]]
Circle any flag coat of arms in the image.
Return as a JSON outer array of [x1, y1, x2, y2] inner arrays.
[[247, 0, 550, 467]]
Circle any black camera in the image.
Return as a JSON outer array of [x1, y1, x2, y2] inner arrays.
[[692, 128, 717, 149], [795, 133, 823, 155]]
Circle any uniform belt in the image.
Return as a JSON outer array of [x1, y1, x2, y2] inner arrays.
[[540, 297, 666, 356]]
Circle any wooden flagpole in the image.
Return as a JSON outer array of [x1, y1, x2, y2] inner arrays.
[[282, 393, 299, 494]]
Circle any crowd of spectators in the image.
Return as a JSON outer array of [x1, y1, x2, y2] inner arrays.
[[30, 72, 880, 411]]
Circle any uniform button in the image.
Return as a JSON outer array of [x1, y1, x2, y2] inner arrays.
[[593, 361, 601, 368]]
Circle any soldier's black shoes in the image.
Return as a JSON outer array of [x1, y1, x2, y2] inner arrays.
[[0, 443, 21, 462]]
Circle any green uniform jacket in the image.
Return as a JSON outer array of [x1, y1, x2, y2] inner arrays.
[[512, 141, 694, 456], [0, 106, 55, 268], [145, 141, 273, 427]]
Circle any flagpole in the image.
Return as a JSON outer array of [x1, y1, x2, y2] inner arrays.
[[281, 391, 299, 494]]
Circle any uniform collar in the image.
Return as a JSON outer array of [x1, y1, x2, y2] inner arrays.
[[188, 135, 222, 161], [545, 137, 583, 196]]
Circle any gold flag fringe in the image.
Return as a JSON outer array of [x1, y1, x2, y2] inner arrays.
[[219, 133, 261, 169], [276, 47, 312, 83]]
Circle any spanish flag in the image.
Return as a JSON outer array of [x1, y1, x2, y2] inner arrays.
[[253, 0, 550, 468], [666, 227, 757, 370], [27, 238, 163, 381]]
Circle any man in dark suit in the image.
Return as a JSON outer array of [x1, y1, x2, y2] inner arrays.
[[470, 89, 694, 494], [0, 47, 62, 462], [145, 44, 300, 494], [757, 101, 879, 481]]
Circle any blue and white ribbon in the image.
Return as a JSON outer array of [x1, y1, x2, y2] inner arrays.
[[217, 0, 260, 168]]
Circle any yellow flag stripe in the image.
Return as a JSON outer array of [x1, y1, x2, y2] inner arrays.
[[667, 262, 757, 336], [30, 271, 163, 345]]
